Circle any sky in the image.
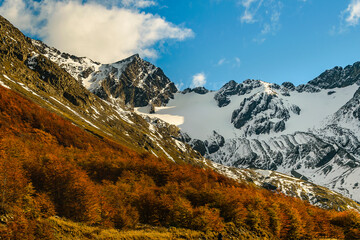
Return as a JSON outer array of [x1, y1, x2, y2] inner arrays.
[[1, 0, 360, 90]]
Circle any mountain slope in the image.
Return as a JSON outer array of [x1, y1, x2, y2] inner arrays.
[[25, 15, 360, 208], [137, 66, 360, 202], [32, 40, 177, 108], [0, 15, 203, 166], [3, 84, 360, 239], [1, 15, 360, 239]]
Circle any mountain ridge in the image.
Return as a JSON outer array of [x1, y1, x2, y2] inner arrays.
[[137, 65, 360, 202], [32, 39, 177, 109], [1, 14, 360, 239], [1, 14, 358, 211]]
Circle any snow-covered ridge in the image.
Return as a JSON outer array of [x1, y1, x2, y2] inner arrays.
[[208, 161, 360, 211], [137, 80, 358, 140], [136, 77, 360, 202], [32, 40, 177, 107]]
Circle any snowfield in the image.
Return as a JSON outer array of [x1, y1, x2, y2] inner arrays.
[[136, 82, 358, 141]]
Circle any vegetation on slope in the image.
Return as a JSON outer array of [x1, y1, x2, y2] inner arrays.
[[1, 85, 360, 239]]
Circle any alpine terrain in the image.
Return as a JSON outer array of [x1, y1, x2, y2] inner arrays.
[[137, 70, 360, 203], [0, 14, 360, 239]]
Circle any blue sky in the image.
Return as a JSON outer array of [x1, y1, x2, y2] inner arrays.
[[1, 0, 360, 90]]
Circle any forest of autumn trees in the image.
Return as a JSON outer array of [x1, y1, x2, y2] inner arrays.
[[0, 85, 360, 239]]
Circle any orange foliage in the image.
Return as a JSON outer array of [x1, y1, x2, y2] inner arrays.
[[0, 85, 360, 239]]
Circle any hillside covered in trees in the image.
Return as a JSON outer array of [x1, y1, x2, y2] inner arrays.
[[1, 85, 360, 239]]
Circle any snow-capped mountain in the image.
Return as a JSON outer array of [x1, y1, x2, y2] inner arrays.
[[22, 19, 359, 207], [136, 64, 360, 202], [32, 40, 177, 108]]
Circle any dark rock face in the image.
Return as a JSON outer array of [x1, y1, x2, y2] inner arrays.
[[83, 54, 178, 107], [274, 120, 286, 132], [281, 82, 295, 91], [182, 131, 225, 156], [295, 84, 320, 93], [308, 62, 360, 89], [177, 131, 192, 143], [293, 62, 360, 93], [190, 139, 207, 156], [214, 80, 262, 107], [230, 92, 301, 135], [262, 182, 278, 191], [182, 86, 209, 95], [204, 131, 225, 154]]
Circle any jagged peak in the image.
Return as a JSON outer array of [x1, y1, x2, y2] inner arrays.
[[306, 61, 360, 90], [113, 53, 141, 65], [181, 86, 209, 95]]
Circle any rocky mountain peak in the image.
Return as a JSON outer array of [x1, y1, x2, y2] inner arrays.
[[181, 86, 209, 94], [302, 61, 360, 91], [214, 79, 262, 107], [231, 92, 301, 135], [32, 41, 177, 108]]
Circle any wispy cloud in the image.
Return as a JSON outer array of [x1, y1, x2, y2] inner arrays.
[[239, 0, 282, 43], [175, 82, 184, 90], [331, 0, 360, 34], [191, 72, 206, 88], [217, 58, 226, 66], [234, 57, 241, 67], [239, 0, 262, 23], [0, 0, 194, 63], [216, 57, 241, 67]]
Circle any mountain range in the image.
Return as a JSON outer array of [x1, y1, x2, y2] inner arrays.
[[32, 34, 360, 204], [0, 14, 360, 239], [136, 64, 360, 203]]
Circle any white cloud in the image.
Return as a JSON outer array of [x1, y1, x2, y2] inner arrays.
[[239, 0, 262, 23], [0, 0, 39, 35], [345, 0, 360, 26], [191, 72, 206, 88], [332, 0, 360, 34], [0, 0, 193, 63]]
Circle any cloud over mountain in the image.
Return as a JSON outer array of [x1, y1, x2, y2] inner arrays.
[[0, 0, 193, 63]]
